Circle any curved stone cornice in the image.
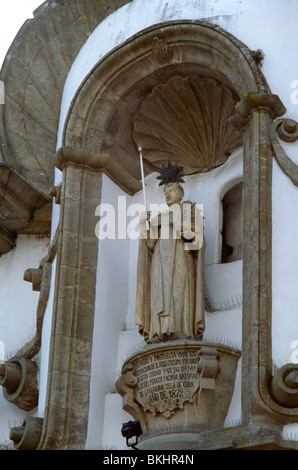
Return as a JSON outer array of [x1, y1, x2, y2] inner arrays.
[[229, 93, 286, 130], [55, 146, 142, 195], [0, 0, 131, 197], [0, 164, 51, 254]]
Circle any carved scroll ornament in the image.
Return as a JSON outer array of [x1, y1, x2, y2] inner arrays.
[[271, 118, 298, 186], [0, 358, 38, 411], [271, 363, 298, 408]]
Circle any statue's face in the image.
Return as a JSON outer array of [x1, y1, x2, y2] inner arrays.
[[164, 183, 184, 206]]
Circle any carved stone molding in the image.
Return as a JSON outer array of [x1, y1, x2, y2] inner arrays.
[[55, 146, 141, 196], [151, 36, 175, 64], [270, 118, 298, 186], [271, 364, 298, 408], [9, 417, 43, 450], [229, 92, 286, 130], [0, 357, 38, 411]]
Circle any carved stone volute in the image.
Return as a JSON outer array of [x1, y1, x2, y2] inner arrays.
[[0, 357, 38, 411]]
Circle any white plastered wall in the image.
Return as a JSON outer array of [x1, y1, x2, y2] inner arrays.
[[0, 235, 50, 445]]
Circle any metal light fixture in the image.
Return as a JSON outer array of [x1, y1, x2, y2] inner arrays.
[[121, 420, 142, 449]]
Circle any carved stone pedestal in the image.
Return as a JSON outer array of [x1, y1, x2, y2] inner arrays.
[[116, 340, 241, 449]]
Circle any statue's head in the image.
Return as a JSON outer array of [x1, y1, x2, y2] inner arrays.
[[164, 182, 184, 206], [157, 162, 185, 206]]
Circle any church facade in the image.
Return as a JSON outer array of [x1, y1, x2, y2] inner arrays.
[[0, 0, 297, 450]]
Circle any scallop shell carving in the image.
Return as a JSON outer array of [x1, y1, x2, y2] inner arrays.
[[133, 75, 241, 174]]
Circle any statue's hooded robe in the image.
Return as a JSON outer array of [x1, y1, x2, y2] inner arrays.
[[136, 203, 205, 343]]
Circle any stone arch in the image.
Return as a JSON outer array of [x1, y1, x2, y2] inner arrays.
[[48, 19, 294, 450], [62, 20, 270, 193]]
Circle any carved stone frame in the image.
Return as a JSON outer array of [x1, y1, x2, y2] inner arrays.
[[38, 21, 298, 449]]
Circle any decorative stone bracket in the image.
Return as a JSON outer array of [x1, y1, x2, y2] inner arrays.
[[49, 185, 62, 205], [9, 417, 43, 450], [0, 357, 38, 411], [23, 268, 43, 292], [270, 118, 298, 187], [271, 364, 298, 408]]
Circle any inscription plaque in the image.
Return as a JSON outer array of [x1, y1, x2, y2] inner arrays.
[[133, 348, 201, 417], [116, 341, 241, 436]]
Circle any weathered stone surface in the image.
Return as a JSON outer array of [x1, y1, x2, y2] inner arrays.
[[133, 76, 241, 174], [10, 417, 43, 450], [116, 340, 241, 443], [38, 151, 103, 450], [0, 164, 51, 254], [0, 358, 38, 411], [136, 183, 205, 343], [0, 0, 132, 197], [271, 364, 298, 408]]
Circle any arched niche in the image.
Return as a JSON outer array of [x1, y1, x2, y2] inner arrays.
[[62, 20, 269, 194], [47, 19, 297, 450]]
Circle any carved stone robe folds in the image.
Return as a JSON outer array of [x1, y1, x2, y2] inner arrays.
[[136, 203, 205, 343]]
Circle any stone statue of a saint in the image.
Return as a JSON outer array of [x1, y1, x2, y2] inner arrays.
[[135, 163, 205, 343]]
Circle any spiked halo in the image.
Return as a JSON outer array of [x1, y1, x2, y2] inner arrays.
[[156, 161, 185, 186]]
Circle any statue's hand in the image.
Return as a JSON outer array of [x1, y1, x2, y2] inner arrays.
[[140, 210, 151, 221], [139, 211, 149, 239]]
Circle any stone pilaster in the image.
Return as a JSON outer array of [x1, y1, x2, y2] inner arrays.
[[231, 93, 291, 422], [38, 147, 103, 449]]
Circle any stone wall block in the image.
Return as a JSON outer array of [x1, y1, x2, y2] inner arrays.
[[59, 232, 79, 267], [81, 203, 99, 239], [75, 302, 96, 342], [48, 369, 71, 410], [63, 166, 83, 201], [67, 410, 89, 450], [55, 297, 74, 337], [78, 237, 98, 272], [72, 338, 93, 375], [61, 199, 81, 233], [77, 267, 97, 303], [69, 373, 91, 413]]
